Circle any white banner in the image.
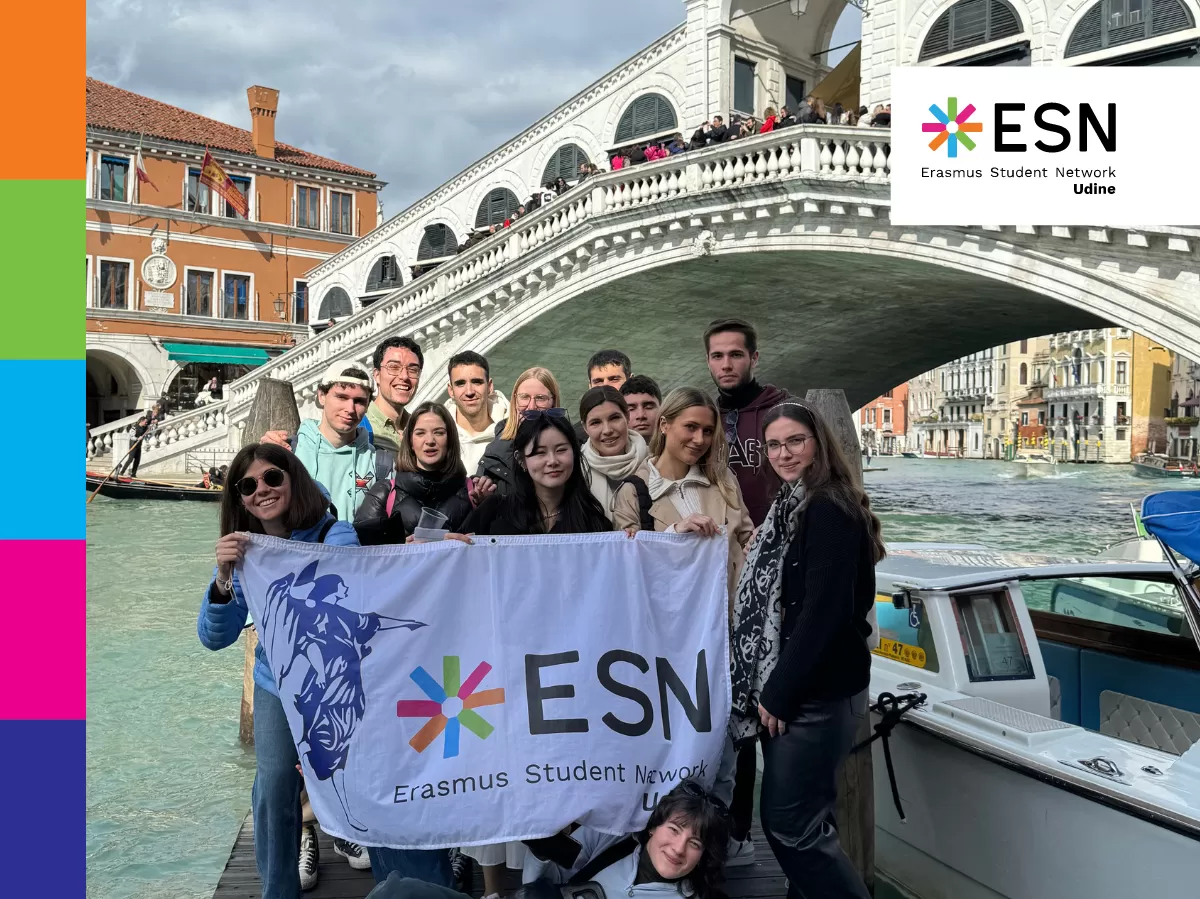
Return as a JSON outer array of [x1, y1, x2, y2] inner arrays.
[[238, 531, 730, 849]]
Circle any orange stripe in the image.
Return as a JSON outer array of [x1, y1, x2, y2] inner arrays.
[[927, 131, 949, 152], [0, 4, 84, 178], [409, 714, 447, 753], [959, 122, 983, 133], [463, 688, 505, 710]]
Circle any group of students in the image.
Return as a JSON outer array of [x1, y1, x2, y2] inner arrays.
[[198, 317, 884, 899]]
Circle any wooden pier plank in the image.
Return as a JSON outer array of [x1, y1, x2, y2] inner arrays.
[[212, 815, 790, 899]]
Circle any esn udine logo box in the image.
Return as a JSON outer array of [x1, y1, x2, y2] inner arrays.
[[890, 67, 1200, 227]]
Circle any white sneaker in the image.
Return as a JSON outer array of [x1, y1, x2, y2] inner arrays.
[[726, 836, 755, 867], [299, 824, 320, 890], [333, 837, 372, 870]]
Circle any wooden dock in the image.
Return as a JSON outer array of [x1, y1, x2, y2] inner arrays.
[[212, 815, 790, 899]]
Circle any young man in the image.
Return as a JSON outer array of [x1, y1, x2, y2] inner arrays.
[[586, 349, 631, 389], [262, 361, 377, 521], [445, 350, 508, 473], [366, 336, 424, 456], [620, 375, 662, 443], [703, 318, 790, 867], [116, 407, 159, 478]]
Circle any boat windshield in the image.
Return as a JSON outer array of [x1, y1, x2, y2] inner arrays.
[[1023, 574, 1190, 638]]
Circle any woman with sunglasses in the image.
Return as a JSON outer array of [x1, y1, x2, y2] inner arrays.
[[578, 386, 650, 522], [476, 367, 562, 499], [355, 402, 473, 545], [727, 402, 884, 899], [197, 443, 366, 898], [612, 386, 753, 606], [457, 410, 609, 895]]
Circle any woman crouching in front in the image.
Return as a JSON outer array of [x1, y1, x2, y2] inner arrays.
[[728, 402, 885, 899], [197, 443, 362, 898]]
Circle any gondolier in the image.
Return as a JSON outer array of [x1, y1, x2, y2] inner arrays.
[[115, 407, 159, 478]]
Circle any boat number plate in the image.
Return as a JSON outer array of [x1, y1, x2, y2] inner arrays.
[[874, 638, 928, 669]]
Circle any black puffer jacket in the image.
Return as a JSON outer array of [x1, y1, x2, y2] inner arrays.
[[476, 435, 517, 498], [354, 468, 472, 545]]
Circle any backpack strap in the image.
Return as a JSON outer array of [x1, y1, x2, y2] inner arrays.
[[568, 836, 638, 885], [384, 479, 398, 518], [620, 476, 654, 531], [316, 519, 335, 543]]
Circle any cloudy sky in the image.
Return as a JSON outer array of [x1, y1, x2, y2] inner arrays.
[[87, 0, 860, 215]]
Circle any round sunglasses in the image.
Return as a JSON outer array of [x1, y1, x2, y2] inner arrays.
[[236, 467, 287, 497]]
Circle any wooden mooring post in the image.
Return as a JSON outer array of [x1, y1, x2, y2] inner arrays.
[[804, 388, 875, 894], [238, 378, 302, 745]]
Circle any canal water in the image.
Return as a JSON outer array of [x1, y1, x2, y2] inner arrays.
[[85, 459, 1195, 898]]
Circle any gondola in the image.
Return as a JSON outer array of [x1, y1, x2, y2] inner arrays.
[[86, 471, 223, 501]]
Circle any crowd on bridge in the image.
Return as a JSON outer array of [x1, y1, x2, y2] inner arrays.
[[401, 100, 892, 282], [199, 314, 884, 899]]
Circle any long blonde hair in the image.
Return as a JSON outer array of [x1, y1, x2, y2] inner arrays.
[[500, 367, 561, 440], [650, 387, 738, 506]]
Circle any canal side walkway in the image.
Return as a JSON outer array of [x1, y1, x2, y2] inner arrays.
[[211, 815, 791, 899]]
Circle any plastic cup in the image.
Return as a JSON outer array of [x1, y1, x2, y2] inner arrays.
[[412, 507, 449, 543]]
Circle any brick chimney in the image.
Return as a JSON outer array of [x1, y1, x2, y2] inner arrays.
[[247, 85, 280, 159]]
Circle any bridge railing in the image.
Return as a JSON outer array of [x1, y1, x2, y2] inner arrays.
[[109, 125, 892, 468]]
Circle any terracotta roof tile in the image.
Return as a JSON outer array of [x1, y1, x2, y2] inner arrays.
[[86, 78, 377, 179]]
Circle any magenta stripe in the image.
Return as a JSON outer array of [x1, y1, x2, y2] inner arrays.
[[0, 541, 85, 719], [922, 123, 947, 132], [458, 661, 492, 699], [396, 700, 442, 718], [955, 104, 977, 124]]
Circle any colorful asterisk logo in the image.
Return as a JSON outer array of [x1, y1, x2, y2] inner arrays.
[[923, 97, 983, 158], [396, 656, 505, 759]]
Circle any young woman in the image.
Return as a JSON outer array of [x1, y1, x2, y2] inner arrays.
[[476, 367, 562, 498], [197, 443, 364, 898], [578, 386, 649, 522], [355, 402, 472, 545], [727, 401, 885, 899], [459, 411, 610, 895], [612, 387, 753, 604]]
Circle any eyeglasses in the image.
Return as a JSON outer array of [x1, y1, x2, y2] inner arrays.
[[520, 407, 568, 421], [677, 779, 729, 816], [380, 361, 422, 378], [765, 435, 812, 457], [722, 409, 739, 445], [236, 467, 287, 496], [516, 393, 555, 409]]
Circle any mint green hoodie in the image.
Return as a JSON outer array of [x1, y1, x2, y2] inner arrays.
[[293, 419, 377, 521]]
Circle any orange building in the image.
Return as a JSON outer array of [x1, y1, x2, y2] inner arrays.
[[857, 384, 909, 455], [86, 78, 384, 426]]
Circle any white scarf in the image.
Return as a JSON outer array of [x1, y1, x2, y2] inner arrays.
[[582, 431, 650, 514], [643, 457, 710, 521]]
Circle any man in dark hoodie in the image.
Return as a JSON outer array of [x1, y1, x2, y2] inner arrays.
[[705, 318, 791, 527]]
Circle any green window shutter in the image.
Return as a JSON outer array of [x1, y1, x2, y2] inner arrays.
[[318, 287, 353, 319], [542, 144, 589, 185], [1066, 3, 1104, 54], [920, 0, 1024, 60], [475, 188, 520, 229], [418, 224, 457, 261], [1152, 0, 1194, 35], [366, 256, 402, 292], [614, 93, 677, 144]]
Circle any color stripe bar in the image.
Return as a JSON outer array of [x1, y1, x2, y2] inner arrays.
[[0, 541, 85, 719], [0, 361, 84, 540]]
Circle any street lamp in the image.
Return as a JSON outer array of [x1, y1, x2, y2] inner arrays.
[[273, 295, 285, 321]]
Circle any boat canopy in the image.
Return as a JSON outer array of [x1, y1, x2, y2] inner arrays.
[[1142, 490, 1200, 566]]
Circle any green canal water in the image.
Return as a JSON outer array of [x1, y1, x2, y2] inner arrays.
[[85, 459, 1196, 898]]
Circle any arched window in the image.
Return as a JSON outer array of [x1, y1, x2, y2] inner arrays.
[[1019, 362, 1028, 385], [365, 255, 403, 293], [614, 93, 678, 145], [919, 0, 1023, 61], [317, 286, 353, 320], [475, 188, 521, 229], [1065, 0, 1194, 57], [417, 224, 458, 262], [541, 144, 590, 186]]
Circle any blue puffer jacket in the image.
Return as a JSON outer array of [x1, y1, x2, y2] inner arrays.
[[196, 513, 360, 696]]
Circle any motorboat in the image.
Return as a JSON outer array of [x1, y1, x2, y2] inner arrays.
[[1132, 453, 1198, 479], [869, 491, 1200, 899], [86, 471, 223, 501], [1011, 451, 1057, 477], [901, 451, 921, 459]]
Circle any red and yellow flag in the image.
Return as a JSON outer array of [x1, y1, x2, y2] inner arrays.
[[198, 149, 249, 218]]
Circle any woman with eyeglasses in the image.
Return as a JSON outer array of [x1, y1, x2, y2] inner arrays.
[[578, 386, 650, 523], [727, 402, 884, 899], [612, 387, 753, 607], [198, 443, 365, 898], [476, 367, 562, 499], [354, 402, 473, 545], [457, 410, 609, 895]]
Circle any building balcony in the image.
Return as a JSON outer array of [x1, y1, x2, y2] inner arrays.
[[1045, 383, 1130, 400]]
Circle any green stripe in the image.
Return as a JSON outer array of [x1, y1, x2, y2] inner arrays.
[[0, 181, 83, 358]]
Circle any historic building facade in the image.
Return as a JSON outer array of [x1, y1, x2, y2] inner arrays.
[[86, 79, 384, 426], [984, 337, 1050, 459], [857, 384, 909, 455]]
